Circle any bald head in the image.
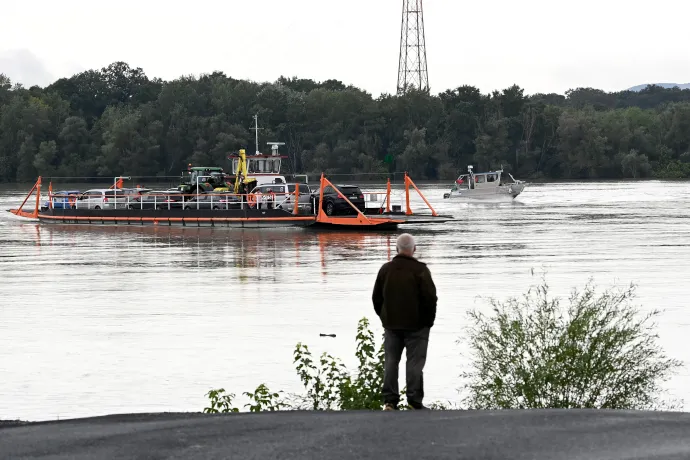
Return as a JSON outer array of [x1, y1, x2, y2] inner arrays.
[[396, 233, 416, 257]]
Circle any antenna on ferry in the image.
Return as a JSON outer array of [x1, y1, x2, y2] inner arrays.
[[267, 142, 286, 156], [251, 114, 263, 156]]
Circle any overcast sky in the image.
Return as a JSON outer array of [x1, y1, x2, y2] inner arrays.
[[1, 0, 689, 96]]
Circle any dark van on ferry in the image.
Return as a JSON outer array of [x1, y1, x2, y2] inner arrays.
[[310, 184, 366, 216]]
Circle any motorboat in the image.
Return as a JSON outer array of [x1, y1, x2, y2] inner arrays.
[[442, 165, 526, 200]]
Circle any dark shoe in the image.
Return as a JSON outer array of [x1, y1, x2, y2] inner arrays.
[[409, 403, 427, 410], [383, 403, 397, 411]]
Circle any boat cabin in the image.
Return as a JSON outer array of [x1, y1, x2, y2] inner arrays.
[[229, 141, 288, 176], [230, 155, 284, 175], [227, 142, 289, 187], [451, 166, 502, 192]]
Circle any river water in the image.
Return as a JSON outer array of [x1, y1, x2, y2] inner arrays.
[[1, 180, 689, 421]]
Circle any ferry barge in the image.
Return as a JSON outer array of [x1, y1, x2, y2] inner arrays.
[[7, 171, 452, 231]]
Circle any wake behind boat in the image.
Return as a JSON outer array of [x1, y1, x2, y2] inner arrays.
[[443, 165, 527, 200]]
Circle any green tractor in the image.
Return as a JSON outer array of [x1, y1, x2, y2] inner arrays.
[[178, 166, 232, 193]]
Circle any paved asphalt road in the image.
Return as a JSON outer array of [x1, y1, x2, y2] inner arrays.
[[2, 409, 690, 459]]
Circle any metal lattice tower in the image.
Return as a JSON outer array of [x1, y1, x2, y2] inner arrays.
[[397, 0, 429, 95]]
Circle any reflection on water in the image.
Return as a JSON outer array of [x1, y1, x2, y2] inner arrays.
[[14, 223, 394, 272], [1, 180, 690, 420]]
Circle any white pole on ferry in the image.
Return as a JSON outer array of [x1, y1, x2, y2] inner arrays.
[[195, 175, 212, 210], [114, 176, 130, 209], [196, 175, 202, 210], [254, 114, 260, 156]]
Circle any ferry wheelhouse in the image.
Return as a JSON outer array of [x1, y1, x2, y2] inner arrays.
[[228, 142, 288, 187]]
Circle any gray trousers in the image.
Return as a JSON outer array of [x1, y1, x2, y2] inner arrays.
[[382, 327, 430, 408]]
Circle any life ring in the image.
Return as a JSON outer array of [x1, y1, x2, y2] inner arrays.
[[247, 193, 258, 208]]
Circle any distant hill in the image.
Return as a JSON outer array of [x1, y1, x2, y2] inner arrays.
[[627, 83, 690, 92]]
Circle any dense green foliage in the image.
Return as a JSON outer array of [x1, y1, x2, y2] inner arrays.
[[5, 62, 690, 183], [460, 273, 682, 410]]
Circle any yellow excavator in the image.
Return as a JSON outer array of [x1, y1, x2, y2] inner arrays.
[[233, 149, 257, 194]]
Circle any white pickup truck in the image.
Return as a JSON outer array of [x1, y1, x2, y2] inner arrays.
[[249, 183, 313, 211]]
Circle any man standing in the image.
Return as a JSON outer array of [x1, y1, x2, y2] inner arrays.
[[372, 233, 437, 410]]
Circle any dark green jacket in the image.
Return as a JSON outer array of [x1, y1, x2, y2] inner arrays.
[[372, 254, 437, 330]]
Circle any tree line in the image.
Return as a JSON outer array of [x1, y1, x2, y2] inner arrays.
[[2, 61, 690, 183]]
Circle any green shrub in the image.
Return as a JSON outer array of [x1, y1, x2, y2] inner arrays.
[[292, 343, 344, 410], [244, 384, 288, 412], [460, 273, 683, 410], [203, 388, 239, 414], [334, 317, 387, 410], [292, 317, 390, 410]]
